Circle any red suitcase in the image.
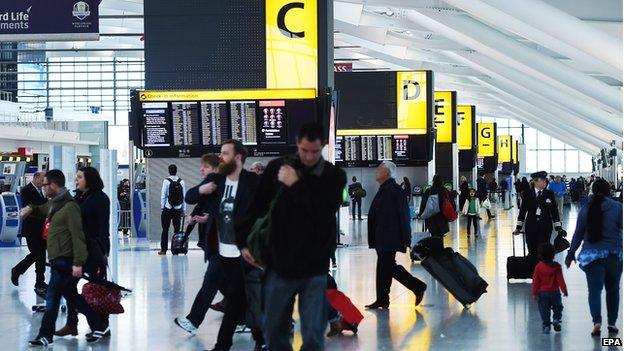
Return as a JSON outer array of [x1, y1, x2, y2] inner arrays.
[[326, 289, 364, 333]]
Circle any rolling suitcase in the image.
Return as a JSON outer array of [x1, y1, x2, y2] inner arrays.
[[421, 248, 488, 308], [506, 231, 537, 281], [171, 218, 189, 255], [326, 289, 363, 334]]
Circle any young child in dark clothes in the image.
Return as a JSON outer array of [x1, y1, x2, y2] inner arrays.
[[532, 242, 568, 333]]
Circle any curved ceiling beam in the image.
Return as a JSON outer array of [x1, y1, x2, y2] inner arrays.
[[401, 9, 622, 112], [445, 51, 622, 134], [479, 0, 623, 73], [443, 0, 622, 79]]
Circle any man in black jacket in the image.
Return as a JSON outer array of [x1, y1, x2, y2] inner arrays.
[[513, 171, 563, 256], [185, 141, 263, 351], [11, 171, 47, 290], [238, 123, 346, 351], [477, 174, 495, 219], [366, 161, 426, 309]]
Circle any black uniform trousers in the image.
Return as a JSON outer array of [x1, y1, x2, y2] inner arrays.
[[13, 234, 46, 288], [375, 251, 426, 304]]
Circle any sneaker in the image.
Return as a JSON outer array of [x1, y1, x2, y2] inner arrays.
[[157, 251, 166, 255], [29, 336, 53, 347], [553, 321, 561, 332], [542, 325, 550, 333], [86, 327, 110, 343], [331, 263, 338, 270], [253, 343, 268, 351], [85, 328, 111, 338], [608, 325, 619, 334], [174, 317, 197, 335]]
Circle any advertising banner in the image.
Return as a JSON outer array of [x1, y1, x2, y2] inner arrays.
[[0, 0, 99, 41]]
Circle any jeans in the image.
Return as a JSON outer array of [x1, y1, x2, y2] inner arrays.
[[351, 199, 361, 219], [375, 251, 426, 304], [38, 258, 102, 339], [466, 215, 479, 235], [263, 271, 327, 351], [186, 254, 224, 327], [582, 254, 623, 325], [537, 292, 563, 326], [13, 233, 46, 288], [160, 208, 182, 252]]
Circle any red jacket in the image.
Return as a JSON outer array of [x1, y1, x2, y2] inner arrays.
[[532, 261, 568, 297]]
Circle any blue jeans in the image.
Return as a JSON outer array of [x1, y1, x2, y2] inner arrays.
[[39, 258, 102, 338], [537, 292, 563, 326], [186, 253, 224, 327], [582, 254, 623, 325], [263, 271, 327, 351]]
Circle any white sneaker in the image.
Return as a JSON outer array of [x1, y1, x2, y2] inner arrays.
[[174, 317, 197, 335]]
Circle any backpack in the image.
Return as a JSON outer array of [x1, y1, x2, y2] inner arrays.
[[247, 189, 283, 267], [167, 178, 184, 207], [441, 191, 458, 222]]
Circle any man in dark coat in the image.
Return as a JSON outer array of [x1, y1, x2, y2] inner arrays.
[[11, 171, 47, 290], [477, 174, 495, 219], [513, 171, 563, 256], [366, 161, 427, 309]]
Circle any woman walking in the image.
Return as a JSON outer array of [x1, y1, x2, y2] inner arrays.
[[565, 179, 622, 337]]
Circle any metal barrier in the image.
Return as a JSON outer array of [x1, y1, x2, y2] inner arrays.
[[118, 210, 131, 235]]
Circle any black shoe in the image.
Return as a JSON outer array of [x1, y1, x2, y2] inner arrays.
[[254, 343, 268, 351], [85, 328, 111, 338], [365, 301, 389, 309], [608, 325, 619, 334], [591, 324, 601, 337], [86, 327, 110, 343], [11, 267, 19, 287], [553, 321, 561, 332], [29, 336, 53, 347], [542, 325, 550, 333]]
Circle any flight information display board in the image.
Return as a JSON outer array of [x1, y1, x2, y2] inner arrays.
[[336, 134, 430, 167], [132, 89, 317, 158]]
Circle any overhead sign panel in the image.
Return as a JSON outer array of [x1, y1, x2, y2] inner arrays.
[[498, 135, 512, 162], [266, 0, 318, 90], [396, 71, 429, 132], [457, 105, 475, 150], [433, 91, 456, 143], [0, 0, 99, 41], [477, 122, 496, 157]]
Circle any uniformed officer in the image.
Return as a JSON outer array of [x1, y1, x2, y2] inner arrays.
[[513, 171, 562, 256]]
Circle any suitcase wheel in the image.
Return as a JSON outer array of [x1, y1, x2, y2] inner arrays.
[[61, 305, 67, 313]]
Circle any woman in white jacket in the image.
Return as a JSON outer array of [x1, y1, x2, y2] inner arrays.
[[462, 188, 481, 237]]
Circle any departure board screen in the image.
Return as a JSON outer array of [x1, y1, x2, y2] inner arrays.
[[335, 136, 344, 162], [231, 101, 258, 145], [171, 102, 200, 146], [360, 136, 376, 161], [377, 136, 393, 160], [258, 100, 288, 144], [142, 102, 170, 147], [200, 101, 229, 145], [344, 136, 361, 161]]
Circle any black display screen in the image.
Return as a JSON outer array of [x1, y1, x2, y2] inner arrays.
[[171, 102, 200, 146], [335, 72, 396, 130], [142, 102, 171, 147], [200, 101, 229, 145], [336, 134, 430, 167]]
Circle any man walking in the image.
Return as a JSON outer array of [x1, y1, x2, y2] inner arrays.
[[11, 171, 47, 291], [159, 164, 186, 255], [548, 176, 566, 218], [22, 170, 106, 346], [238, 123, 346, 351]]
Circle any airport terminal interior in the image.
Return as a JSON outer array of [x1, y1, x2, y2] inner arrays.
[[0, 0, 622, 350]]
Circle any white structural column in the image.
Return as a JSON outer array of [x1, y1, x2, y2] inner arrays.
[[402, 9, 623, 113], [443, 0, 622, 78]]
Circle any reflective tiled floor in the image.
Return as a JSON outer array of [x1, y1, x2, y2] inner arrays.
[[1, 203, 622, 350]]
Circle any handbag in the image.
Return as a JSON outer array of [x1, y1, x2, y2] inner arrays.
[[441, 192, 458, 222], [82, 281, 125, 314], [482, 198, 492, 210], [420, 194, 440, 219], [553, 230, 570, 253]]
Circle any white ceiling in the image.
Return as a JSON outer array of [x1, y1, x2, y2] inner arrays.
[[38, 0, 624, 154]]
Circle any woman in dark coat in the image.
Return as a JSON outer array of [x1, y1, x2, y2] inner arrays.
[[55, 167, 111, 338], [419, 175, 451, 238], [366, 161, 427, 309], [459, 176, 470, 211]]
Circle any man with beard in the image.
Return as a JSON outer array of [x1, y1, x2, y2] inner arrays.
[[188, 140, 263, 351]]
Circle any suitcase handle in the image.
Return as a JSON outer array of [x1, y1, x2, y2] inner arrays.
[[512, 230, 527, 257]]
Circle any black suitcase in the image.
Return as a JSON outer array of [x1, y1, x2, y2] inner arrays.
[[171, 218, 189, 255], [506, 231, 537, 281], [421, 248, 488, 308]]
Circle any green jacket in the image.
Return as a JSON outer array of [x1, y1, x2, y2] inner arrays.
[[31, 189, 88, 266]]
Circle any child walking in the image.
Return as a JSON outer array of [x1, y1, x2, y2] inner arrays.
[[462, 188, 481, 237], [532, 243, 568, 333]]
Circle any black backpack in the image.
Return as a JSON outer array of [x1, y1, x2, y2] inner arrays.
[[167, 178, 184, 206]]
